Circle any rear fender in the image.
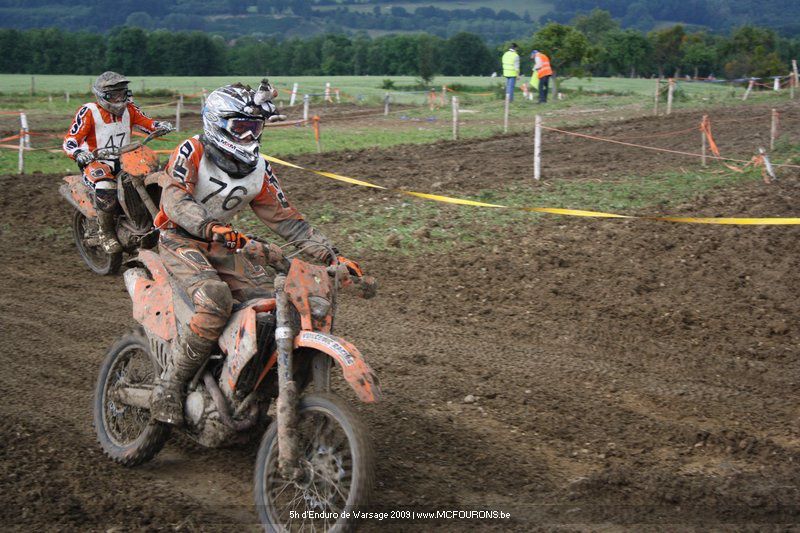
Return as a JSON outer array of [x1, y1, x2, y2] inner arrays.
[[294, 331, 380, 403], [123, 250, 177, 342], [60, 175, 96, 218]]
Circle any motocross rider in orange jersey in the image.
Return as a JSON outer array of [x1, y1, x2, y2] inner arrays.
[[149, 81, 362, 426], [62, 71, 173, 253]]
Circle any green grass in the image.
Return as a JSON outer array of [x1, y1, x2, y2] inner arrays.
[[232, 161, 771, 255]]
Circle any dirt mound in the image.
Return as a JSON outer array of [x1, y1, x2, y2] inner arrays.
[[1, 102, 798, 529]]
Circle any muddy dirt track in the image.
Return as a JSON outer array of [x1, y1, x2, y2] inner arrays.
[[1, 102, 800, 531]]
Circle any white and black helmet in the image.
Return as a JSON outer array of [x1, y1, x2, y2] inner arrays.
[[92, 71, 131, 116], [202, 82, 279, 175]]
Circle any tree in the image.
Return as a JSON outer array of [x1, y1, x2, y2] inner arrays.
[[416, 34, 441, 83], [530, 23, 590, 76], [572, 9, 618, 44], [648, 25, 686, 77], [441, 32, 493, 75], [601, 29, 652, 77]]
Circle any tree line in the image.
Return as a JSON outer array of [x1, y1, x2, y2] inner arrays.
[[0, 12, 798, 81]]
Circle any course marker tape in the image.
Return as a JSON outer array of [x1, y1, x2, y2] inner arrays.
[[261, 154, 800, 225]]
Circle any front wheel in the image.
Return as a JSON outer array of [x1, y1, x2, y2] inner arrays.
[[93, 328, 170, 467], [72, 209, 122, 275], [254, 393, 375, 532]]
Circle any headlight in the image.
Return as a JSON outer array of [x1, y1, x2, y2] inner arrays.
[[308, 296, 331, 319]]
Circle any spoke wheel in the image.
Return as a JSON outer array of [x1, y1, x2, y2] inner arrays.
[[255, 394, 374, 532], [93, 329, 170, 466], [72, 209, 121, 275]]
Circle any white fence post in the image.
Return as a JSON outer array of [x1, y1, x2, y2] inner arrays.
[[30, 76, 35, 96], [666, 79, 674, 115], [452, 96, 459, 141], [290, 83, 298, 106], [534, 115, 542, 181], [325, 82, 332, 103], [503, 93, 510, 133], [384, 93, 390, 116], [175, 94, 183, 132], [200, 88, 207, 109], [65, 91, 70, 103], [793, 60, 799, 100], [18, 132, 24, 174], [773, 77, 780, 91], [770, 108, 778, 151], [742, 79, 754, 100], [19, 113, 30, 149], [303, 94, 310, 121], [335, 88, 340, 103], [654, 78, 660, 116]]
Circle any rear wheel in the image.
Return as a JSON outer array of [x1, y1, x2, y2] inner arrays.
[[93, 329, 170, 467], [72, 209, 122, 275], [254, 393, 375, 532]]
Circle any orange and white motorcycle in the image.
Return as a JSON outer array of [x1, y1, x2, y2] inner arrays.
[[59, 128, 171, 275], [92, 239, 380, 531]]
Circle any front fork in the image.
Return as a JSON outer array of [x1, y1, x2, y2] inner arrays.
[[274, 274, 302, 480]]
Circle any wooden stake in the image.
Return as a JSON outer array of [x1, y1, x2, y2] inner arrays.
[[290, 83, 298, 106], [503, 93, 510, 133], [30, 76, 35, 96], [534, 115, 542, 181], [441, 85, 446, 105], [303, 94, 310, 121], [742, 79, 754, 100], [770, 109, 778, 151], [65, 91, 70, 103], [653, 78, 660, 116], [384, 93, 389, 116], [452, 96, 459, 141], [324, 82, 331, 103], [773, 77, 780, 91], [701, 115, 707, 167], [759, 148, 777, 182], [666, 79, 674, 115], [335, 89, 340, 103], [312, 115, 322, 153]]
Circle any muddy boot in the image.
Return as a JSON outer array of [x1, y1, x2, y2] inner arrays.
[[150, 332, 216, 426], [96, 210, 122, 254]]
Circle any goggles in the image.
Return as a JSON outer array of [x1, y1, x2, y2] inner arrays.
[[102, 88, 132, 103], [221, 117, 264, 141]]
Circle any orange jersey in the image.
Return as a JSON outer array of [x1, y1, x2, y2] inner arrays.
[[154, 136, 304, 239], [63, 102, 159, 159]]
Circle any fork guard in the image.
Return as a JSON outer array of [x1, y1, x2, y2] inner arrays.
[[60, 175, 97, 218], [294, 331, 381, 403]]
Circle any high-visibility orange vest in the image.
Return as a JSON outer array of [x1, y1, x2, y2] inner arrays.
[[536, 53, 553, 78]]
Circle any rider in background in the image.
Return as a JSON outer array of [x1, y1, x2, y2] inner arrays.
[[149, 81, 362, 426], [63, 71, 173, 253]]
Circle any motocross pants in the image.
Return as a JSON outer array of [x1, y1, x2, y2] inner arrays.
[[81, 160, 120, 213]]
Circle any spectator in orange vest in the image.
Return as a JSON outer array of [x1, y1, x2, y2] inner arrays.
[[530, 50, 554, 103]]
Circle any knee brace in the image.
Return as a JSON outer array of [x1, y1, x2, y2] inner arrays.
[[189, 279, 233, 340]]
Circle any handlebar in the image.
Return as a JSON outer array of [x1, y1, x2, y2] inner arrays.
[[92, 126, 174, 160]]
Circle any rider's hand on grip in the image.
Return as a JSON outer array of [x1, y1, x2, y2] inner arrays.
[[336, 256, 364, 278], [75, 150, 95, 167], [209, 224, 250, 250], [155, 121, 174, 133]]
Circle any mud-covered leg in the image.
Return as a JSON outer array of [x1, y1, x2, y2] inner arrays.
[[83, 162, 122, 254]]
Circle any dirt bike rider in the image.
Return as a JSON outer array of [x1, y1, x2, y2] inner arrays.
[[149, 81, 363, 426], [62, 71, 173, 254]]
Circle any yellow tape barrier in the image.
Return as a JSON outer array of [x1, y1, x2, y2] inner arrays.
[[262, 154, 800, 226]]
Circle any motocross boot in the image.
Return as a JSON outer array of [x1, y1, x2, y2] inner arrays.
[[150, 331, 216, 426], [96, 210, 123, 254]]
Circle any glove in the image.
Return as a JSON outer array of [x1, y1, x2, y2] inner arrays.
[[337, 256, 363, 277], [208, 224, 249, 250], [74, 150, 95, 167], [155, 121, 174, 132]]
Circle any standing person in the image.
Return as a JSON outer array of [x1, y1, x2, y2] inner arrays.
[[530, 50, 554, 103], [63, 71, 173, 252], [502, 43, 520, 102], [149, 81, 363, 425]]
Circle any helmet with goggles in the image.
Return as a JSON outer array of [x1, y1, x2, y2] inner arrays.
[[92, 71, 131, 116], [202, 83, 281, 176]]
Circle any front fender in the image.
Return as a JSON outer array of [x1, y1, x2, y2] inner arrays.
[[61, 175, 96, 218], [294, 331, 381, 403]]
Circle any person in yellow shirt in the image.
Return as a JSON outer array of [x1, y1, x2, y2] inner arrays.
[[501, 43, 520, 102]]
